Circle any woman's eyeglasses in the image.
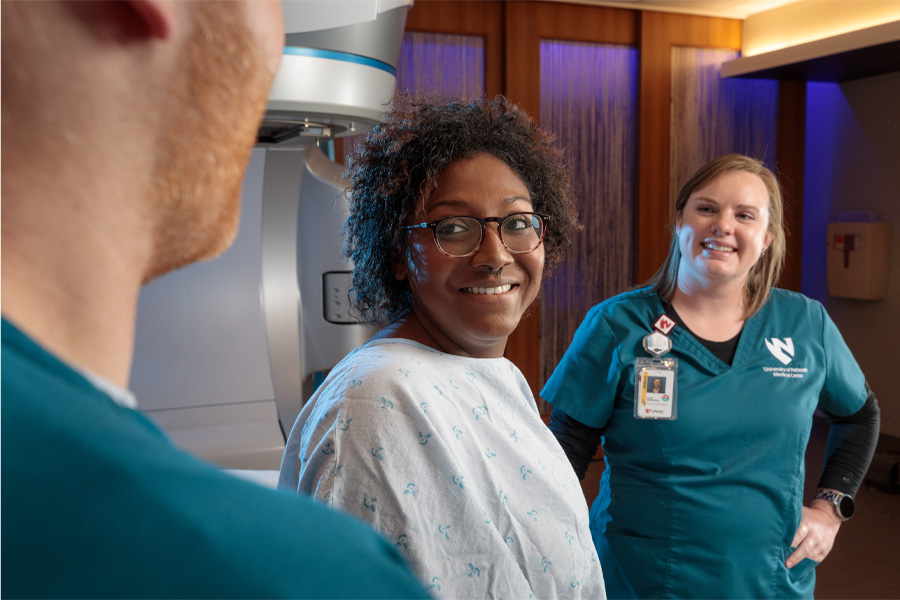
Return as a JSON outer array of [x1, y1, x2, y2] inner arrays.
[[403, 212, 549, 258]]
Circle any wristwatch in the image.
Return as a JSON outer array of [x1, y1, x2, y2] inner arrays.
[[814, 488, 855, 521]]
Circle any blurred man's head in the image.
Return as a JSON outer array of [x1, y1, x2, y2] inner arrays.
[[146, 2, 283, 280], [1, 1, 284, 281], [1, 1, 283, 385]]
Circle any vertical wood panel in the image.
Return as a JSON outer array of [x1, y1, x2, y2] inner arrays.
[[505, 2, 637, 402], [405, 0, 503, 97], [776, 81, 806, 292], [669, 47, 779, 205], [539, 41, 638, 401], [505, 1, 636, 116], [636, 11, 741, 283]]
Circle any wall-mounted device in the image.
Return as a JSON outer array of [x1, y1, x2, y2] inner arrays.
[[826, 219, 891, 300]]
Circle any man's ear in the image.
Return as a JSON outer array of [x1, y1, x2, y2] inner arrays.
[[124, 0, 176, 39]]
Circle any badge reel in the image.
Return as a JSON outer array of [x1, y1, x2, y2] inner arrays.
[[634, 315, 678, 420]]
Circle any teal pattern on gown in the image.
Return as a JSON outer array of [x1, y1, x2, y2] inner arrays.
[[280, 338, 606, 599], [1, 318, 429, 599]]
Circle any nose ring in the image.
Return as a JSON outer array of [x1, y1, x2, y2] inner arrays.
[[487, 266, 504, 276]]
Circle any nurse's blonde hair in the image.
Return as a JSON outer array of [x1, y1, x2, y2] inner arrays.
[[646, 154, 786, 318]]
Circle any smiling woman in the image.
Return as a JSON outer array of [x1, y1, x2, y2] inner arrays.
[[544, 154, 881, 599], [278, 94, 606, 599], [394, 153, 546, 358]]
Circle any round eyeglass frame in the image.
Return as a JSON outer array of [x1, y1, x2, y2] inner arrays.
[[402, 212, 550, 258]]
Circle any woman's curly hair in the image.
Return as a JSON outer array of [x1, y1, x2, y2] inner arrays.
[[343, 93, 579, 327]]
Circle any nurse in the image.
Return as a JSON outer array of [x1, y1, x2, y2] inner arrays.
[[543, 154, 880, 599]]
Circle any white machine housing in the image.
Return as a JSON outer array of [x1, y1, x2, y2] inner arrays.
[[131, 0, 411, 469]]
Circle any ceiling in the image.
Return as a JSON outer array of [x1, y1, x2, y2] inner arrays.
[[563, 0, 801, 19]]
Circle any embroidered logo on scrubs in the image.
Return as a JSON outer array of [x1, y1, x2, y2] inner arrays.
[[765, 337, 795, 365]]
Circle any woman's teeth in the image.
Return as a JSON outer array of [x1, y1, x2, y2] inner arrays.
[[463, 284, 513, 295], [704, 242, 734, 252]]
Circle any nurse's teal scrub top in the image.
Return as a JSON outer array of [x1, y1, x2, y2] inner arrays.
[[542, 288, 867, 599]]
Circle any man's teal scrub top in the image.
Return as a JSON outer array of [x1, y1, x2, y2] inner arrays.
[[1, 318, 429, 599], [542, 288, 867, 599]]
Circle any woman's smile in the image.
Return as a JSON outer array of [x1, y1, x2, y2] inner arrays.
[[460, 283, 515, 295], [396, 153, 545, 358]]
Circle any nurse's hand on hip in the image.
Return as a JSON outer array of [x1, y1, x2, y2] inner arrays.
[[785, 500, 842, 569]]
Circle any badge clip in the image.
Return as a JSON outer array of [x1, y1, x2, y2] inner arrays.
[[643, 331, 672, 357]]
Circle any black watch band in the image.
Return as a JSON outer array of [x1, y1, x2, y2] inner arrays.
[[815, 488, 855, 521]]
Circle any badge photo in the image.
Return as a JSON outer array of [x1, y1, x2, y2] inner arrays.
[[633, 357, 677, 420]]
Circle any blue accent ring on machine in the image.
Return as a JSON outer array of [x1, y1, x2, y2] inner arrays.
[[283, 47, 397, 76]]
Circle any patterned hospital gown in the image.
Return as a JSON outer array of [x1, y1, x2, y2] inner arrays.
[[279, 339, 606, 599]]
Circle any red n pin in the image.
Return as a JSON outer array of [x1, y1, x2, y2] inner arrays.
[[654, 314, 676, 335]]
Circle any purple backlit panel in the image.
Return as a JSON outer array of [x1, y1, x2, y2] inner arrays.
[[539, 40, 638, 391], [670, 47, 779, 207], [397, 31, 485, 98], [342, 32, 485, 164]]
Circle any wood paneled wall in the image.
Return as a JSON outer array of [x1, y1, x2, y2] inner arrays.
[[398, 0, 806, 404], [635, 11, 742, 283], [404, 0, 503, 97], [503, 2, 637, 398], [538, 42, 638, 404]]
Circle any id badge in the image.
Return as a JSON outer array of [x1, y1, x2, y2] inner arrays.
[[633, 357, 678, 420]]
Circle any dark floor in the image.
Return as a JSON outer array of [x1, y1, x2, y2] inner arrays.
[[579, 418, 900, 598]]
